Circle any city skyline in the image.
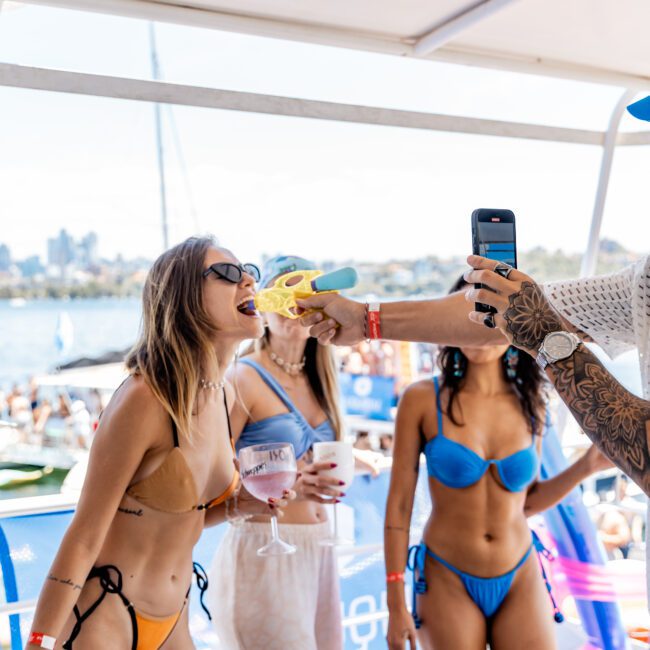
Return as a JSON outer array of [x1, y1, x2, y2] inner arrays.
[[0, 5, 649, 264], [0, 228, 643, 274]]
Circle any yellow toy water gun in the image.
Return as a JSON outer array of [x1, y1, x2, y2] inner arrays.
[[245, 267, 358, 319]]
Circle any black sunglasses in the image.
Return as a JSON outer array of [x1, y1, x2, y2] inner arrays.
[[202, 262, 261, 283]]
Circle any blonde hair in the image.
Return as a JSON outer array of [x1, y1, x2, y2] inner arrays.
[[243, 332, 344, 441], [125, 236, 219, 439]]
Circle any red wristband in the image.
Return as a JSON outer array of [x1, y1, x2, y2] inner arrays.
[[386, 571, 404, 583], [28, 633, 56, 649], [366, 302, 381, 340]]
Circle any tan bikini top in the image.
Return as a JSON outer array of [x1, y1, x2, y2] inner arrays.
[[126, 388, 238, 514]]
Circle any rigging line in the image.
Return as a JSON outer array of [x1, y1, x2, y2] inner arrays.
[[148, 21, 200, 236], [165, 103, 201, 233], [149, 22, 169, 250]]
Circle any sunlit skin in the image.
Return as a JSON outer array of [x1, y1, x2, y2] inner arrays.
[[384, 342, 612, 650], [464, 255, 650, 496], [27, 246, 288, 650], [202, 247, 265, 351], [228, 304, 345, 524]]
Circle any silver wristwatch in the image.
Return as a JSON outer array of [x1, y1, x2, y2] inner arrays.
[[536, 331, 582, 370]]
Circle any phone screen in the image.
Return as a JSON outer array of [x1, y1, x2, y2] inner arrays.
[[476, 220, 516, 267]]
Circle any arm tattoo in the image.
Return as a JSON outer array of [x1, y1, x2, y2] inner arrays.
[[384, 525, 409, 533], [118, 506, 144, 517], [550, 347, 650, 496], [503, 281, 563, 351], [47, 574, 83, 591]]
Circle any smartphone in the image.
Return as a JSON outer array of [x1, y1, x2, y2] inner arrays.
[[471, 209, 517, 313]]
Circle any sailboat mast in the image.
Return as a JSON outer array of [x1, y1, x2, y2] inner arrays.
[[149, 22, 169, 250]]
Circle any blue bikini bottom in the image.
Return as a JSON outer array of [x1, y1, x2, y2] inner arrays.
[[407, 532, 563, 628]]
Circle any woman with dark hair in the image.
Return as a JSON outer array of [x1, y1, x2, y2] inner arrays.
[[27, 237, 292, 650], [208, 255, 380, 650], [384, 276, 611, 650]]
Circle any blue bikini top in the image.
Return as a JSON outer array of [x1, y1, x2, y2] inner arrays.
[[236, 359, 336, 460], [424, 376, 540, 492]]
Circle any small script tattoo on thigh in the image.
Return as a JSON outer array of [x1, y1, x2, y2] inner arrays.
[[118, 506, 144, 517], [47, 574, 83, 591]]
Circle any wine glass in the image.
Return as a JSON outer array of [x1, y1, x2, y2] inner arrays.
[[239, 442, 298, 556], [313, 441, 355, 546]]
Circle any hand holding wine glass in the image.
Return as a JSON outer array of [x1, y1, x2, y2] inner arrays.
[[235, 481, 294, 518], [239, 442, 298, 556]]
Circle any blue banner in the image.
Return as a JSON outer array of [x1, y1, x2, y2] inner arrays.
[[340, 373, 396, 421]]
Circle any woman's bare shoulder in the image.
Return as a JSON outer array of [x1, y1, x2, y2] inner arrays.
[[227, 356, 266, 395], [401, 378, 437, 403], [99, 374, 168, 440]]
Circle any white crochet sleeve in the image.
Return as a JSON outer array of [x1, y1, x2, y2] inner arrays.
[[544, 263, 637, 359]]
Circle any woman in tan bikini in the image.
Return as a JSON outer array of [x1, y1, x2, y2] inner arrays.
[[27, 236, 291, 650]]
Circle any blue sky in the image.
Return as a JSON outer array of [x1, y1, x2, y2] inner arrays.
[[0, 2, 649, 264]]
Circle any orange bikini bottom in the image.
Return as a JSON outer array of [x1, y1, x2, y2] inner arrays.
[[134, 607, 183, 650], [63, 563, 211, 649]]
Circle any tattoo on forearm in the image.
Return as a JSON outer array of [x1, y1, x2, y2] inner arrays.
[[47, 574, 83, 591], [551, 348, 650, 495], [118, 506, 144, 517], [504, 282, 562, 350]]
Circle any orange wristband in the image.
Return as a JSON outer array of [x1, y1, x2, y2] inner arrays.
[[386, 572, 404, 583], [366, 302, 381, 340], [28, 633, 56, 649]]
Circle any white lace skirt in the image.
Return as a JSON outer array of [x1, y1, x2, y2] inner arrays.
[[207, 520, 342, 650]]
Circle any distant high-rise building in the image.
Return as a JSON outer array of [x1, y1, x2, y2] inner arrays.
[[47, 229, 75, 267], [79, 231, 99, 266], [0, 244, 10, 271], [18, 256, 44, 278]]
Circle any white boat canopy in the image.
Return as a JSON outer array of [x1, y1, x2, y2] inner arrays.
[[17, 0, 650, 90], [34, 363, 128, 391], [3, 0, 650, 272]]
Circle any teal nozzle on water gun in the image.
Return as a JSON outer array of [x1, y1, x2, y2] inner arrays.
[[246, 267, 358, 319]]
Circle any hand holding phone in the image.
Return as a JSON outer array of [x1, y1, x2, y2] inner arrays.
[[471, 209, 517, 313]]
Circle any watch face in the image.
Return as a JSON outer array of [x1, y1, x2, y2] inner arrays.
[[545, 332, 575, 360]]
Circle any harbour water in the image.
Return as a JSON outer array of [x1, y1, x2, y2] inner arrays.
[[0, 297, 141, 389], [0, 296, 642, 395], [0, 298, 142, 500]]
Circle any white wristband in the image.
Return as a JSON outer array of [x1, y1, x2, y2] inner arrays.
[[28, 633, 56, 649]]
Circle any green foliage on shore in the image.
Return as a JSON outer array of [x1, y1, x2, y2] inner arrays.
[[345, 239, 641, 298], [0, 239, 642, 300], [0, 280, 143, 300]]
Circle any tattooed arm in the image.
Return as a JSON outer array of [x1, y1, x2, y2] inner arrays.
[[464, 256, 650, 496], [548, 349, 650, 494]]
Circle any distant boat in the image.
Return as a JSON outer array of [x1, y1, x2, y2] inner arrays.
[[0, 465, 54, 489], [54, 311, 74, 355]]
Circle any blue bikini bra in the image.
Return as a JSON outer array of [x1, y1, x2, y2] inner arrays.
[[424, 376, 539, 492], [236, 359, 335, 459]]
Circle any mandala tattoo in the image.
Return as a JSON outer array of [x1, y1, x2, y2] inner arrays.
[[551, 347, 650, 496], [503, 282, 563, 352]]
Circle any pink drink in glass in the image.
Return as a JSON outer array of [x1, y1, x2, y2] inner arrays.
[[242, 470, 297, 502]]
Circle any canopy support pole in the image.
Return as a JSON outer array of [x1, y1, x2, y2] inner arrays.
[[580, 88, 638, 277], [414, 0, 522, 56]]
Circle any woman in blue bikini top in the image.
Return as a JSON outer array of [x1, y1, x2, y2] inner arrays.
[[208, 255, 380, 650], [384, 276, 611, 650]]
